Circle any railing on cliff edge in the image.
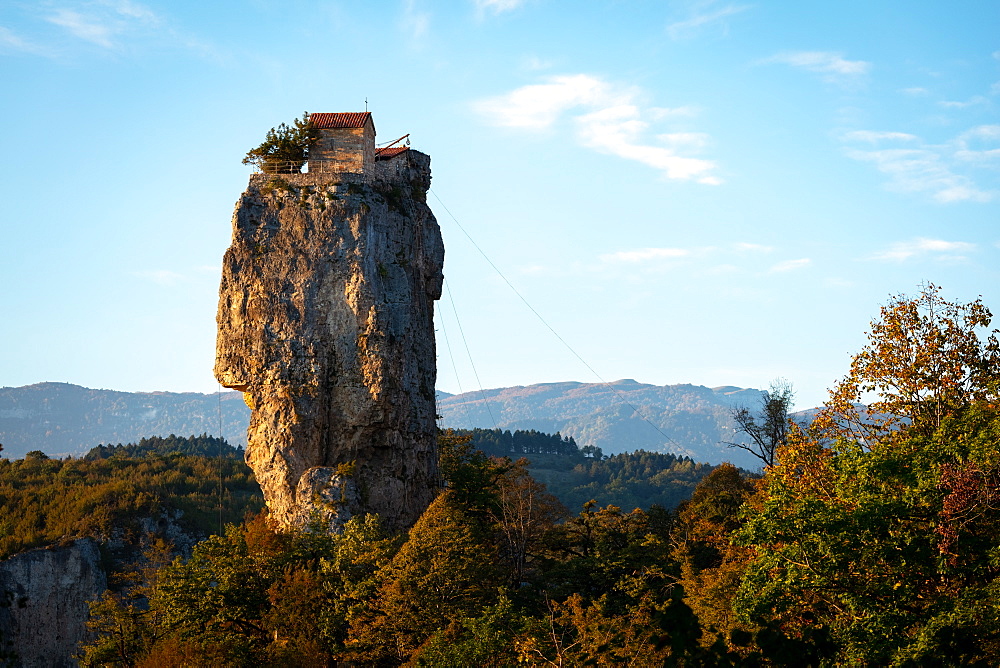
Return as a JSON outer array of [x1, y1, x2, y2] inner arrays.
[[248, 153, 411, 175]]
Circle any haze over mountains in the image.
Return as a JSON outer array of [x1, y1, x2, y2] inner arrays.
[[0, 380, 803, 468], [437, 380, 774, 468], [0, 382, 250, 459]]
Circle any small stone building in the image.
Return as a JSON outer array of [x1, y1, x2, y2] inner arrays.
[[309, 112, 377, 176], [307, 112, 411, 179]]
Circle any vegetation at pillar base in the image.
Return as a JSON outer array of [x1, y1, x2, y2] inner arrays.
[[242, 111, 319, 174], [74, 284, 1000, 666]]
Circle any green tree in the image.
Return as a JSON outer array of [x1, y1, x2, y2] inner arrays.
[[346, 492, 501, 663], [242, 112, 319, 174]]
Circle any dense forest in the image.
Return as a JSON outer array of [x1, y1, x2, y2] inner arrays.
[[461, 427, 719, 510], [71, 285, 1000, 666], [0, 436, 261, 560]]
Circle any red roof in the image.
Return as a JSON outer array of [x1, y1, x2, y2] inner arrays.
[[375, 146, 409, 160], [311, 112, 374, 132]]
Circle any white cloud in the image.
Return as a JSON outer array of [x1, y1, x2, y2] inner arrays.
[[843, 129, 996, 203], [763, 51, 870, 79], [576, 106, 718, 182], [656, 132, 710, 150], [768, 258, 811, 273], [939, 96, 987, 109], [869, 238, 976, 262], [901, 87, 929, 96], [667, 2, 751, 40], [476, 75, 720, 183], [842, 130, 918, 144], [475, 74, 615, 130], [474, 0, 525, 14], [648, 105, 699, 120]]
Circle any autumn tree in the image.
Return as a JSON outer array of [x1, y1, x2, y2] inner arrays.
[[673, 463, 757, 648], [735, 285, 1000, 665], [818, 282, 1000, 446], [492, 458, 567, 587]]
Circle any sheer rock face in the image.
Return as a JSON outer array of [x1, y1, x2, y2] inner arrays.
[[214, 151, 443, 531], [0, 539, 107, 667]]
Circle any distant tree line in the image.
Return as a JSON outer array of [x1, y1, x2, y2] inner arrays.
[[459, 428, 587, 457], [84, 433, 244, 461]]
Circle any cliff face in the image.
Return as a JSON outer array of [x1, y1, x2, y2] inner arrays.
[[215, 151, 444, 531], [0, 539, 106, 667]]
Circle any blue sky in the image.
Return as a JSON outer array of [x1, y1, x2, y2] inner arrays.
[[1, 0, 997, 410]]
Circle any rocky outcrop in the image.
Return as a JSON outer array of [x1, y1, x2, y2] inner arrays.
[[215, 151, 444, 531], [0, 539, 106, 667]]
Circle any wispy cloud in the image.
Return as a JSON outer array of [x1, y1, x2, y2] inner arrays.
[[134, 269, 185, 286], [768, 258, 811, 273], [44, 1, 160, 49], [939, 96, 988, 109], [667, 1, 751, 40], [522, 55, 552, 71], [762, 51, 870, 81], [47, 8, 114, 47], [601, 247, 691, 263], [842, 130, 918, 144], [0, 25, 53, 56], [954, 125, 1000, 164], [474, 0, 525, 15], [400, 0, 430, 40], [869, 238, 976, 262], [475, 74, 720, 184], [900, 87, 929, 96], [734, 242, 773, 253], [842, 127, 997, 203], [599, 242, 775, 267]]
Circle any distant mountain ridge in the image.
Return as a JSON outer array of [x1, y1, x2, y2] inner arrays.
[[1, 380, 808, 468], [437, 379, 773, 468], [0, 382, 249, 459]]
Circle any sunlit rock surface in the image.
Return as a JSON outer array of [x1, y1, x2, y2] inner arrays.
[[215, 151, 444, 531]]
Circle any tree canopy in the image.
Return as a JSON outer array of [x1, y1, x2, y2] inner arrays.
[[242, 112, 319, 174]]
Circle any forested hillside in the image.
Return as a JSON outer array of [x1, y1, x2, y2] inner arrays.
[[0, 436, 261, 560], [460, 427, 719, 511]]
